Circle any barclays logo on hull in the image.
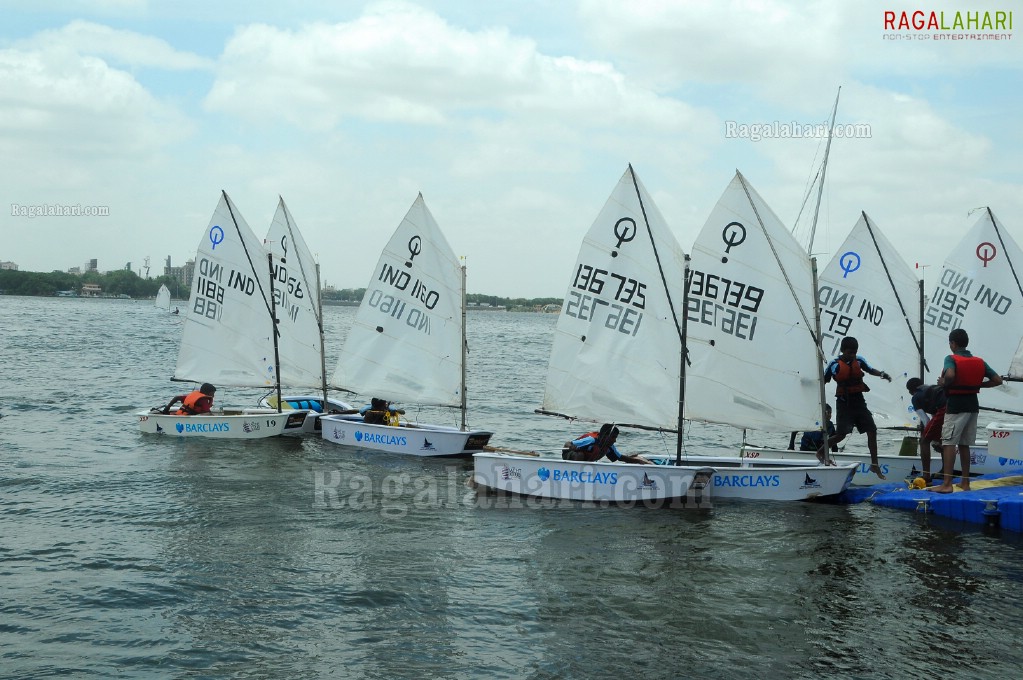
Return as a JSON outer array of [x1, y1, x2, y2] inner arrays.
[[538, 467, 551, 481]]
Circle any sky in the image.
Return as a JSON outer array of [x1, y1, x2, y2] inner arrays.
[[1, 0, 1020, 298]]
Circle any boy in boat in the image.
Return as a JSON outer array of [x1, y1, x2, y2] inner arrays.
[[360, 398, 404, 426], [906, 377, 947, 485], [820, 337, 892, 479], [562, 424, 652, 464], [161, 383, 216, 415], [797, 403, 837, 455]]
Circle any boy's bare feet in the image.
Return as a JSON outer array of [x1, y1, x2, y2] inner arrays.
[[869, 464, 886, 480]]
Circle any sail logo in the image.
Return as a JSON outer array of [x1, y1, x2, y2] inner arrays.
[[639, 473, 658, 491], [406, 235, 422, 267], [977, 241, 997, 267], [611, 217, 636, 256], [721, 222, 746, 253], [209, 225, 224, 250], [839, 251, 861, 278], [420, 438, 436, 451]]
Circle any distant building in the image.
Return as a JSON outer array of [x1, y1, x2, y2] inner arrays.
[[86, 259, 98, 273], [67, 266, 81, 275], [81, 283, 102, 296], [164, 256, 195, 291], [0, 261, 17, 270]]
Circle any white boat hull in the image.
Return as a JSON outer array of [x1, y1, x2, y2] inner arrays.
[[257, 394, 356, 434], [472, 452, 713, 504], [645, 455, 857, 500], [320, 414, 493, 457], [979, 423, 1023, 473], [136, 408, 308, 439], [741, 446, 923, 486]]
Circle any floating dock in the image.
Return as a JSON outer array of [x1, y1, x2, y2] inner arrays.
[[845, 469, 1023, 532]]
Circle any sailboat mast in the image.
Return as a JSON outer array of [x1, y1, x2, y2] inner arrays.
[[807, 86, 841, 255], [812, 257, 829, 452], [460, 258, 468, 431], [918, 279, 925, 381], [316, 262, 329, 409], [267, 253, 283, 413], [677, 255, 692, 467]]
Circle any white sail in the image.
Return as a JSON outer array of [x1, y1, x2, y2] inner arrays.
[[264, 197, 324, 389], [174, 191, 278, 387], [155, 284, 171, 311], [923, 208, 1023, 411], [329, 193, 463, 407], [1009, 338, 1023, 380], [540, 165, 685, 430], [685, 171, 821, 432], [818, 212, 921, 427]]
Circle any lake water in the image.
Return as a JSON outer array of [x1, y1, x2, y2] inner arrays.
[[2, 295, 1022, 679]]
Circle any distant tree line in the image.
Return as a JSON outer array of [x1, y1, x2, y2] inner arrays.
[[0, 269, 564, 311], [0, 268, 181, 298]]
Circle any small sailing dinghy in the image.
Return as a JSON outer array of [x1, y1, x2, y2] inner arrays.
[[474, 165, 854, 503], [136, 191, 308, 438], [679, 170, 857, 498], [319, 194, 493, 457], [257, 197, 353, 432], [739, 212, 925, 484], [155, 284, 171, 311]]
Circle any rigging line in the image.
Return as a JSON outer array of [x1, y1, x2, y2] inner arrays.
[[791, 165, 823, 238], [736, 171, 817, 344], [987, 206, 1023, 299], [862, 212, 924, 358], [222, 190, 274, 320], [807, 86, 842, 256], [628, 163, 684, 344]]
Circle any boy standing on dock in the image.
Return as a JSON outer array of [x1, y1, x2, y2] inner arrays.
[[932, 328, 1003, 493]]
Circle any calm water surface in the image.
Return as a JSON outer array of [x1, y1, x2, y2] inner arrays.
[[2, 295, 1022, 679]]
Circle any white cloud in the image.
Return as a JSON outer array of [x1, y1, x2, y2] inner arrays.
[[205, 1, 709, 134], [20, 19, 214, 71]]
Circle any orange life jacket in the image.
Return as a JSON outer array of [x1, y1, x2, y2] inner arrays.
[[177, 390, 212, 415], [834, 358, 868, 396], [947, 354, 985, 395]]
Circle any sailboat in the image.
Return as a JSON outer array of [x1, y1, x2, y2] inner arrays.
[[257, 197, 353, 432], [740, 212, 927, 483], [155, 284, 171, 311], [136, 191, 308, 438], [922, 207, 1023, 474], [473, 166, 855, 502], [319, 194, 493, 457]]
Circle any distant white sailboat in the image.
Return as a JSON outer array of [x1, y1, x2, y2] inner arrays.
[[319, 194, 493, 457], [155, 284, 171, 311], [136, 191, 307, 438]]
